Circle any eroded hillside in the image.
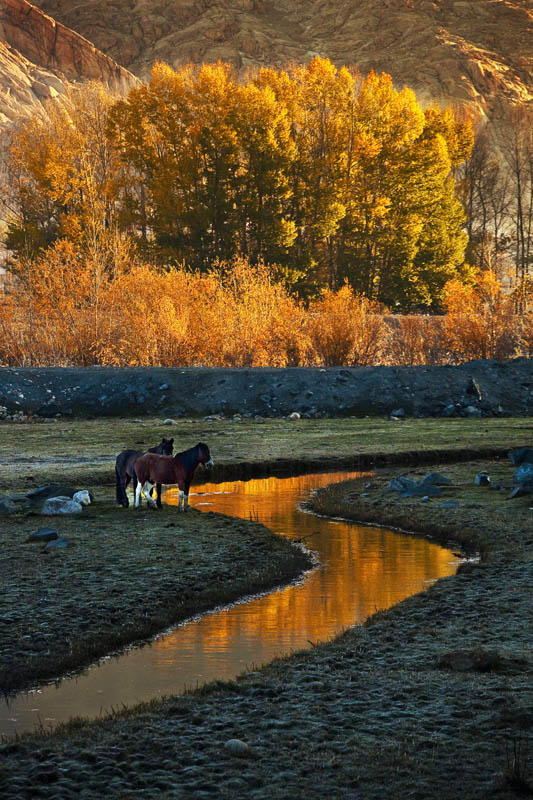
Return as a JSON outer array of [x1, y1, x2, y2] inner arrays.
[[31, 0, 533, 121]]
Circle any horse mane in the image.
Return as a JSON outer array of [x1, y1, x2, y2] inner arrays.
[[175, 442, 204, 470]]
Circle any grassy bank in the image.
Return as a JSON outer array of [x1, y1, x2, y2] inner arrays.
[[0, 415, 530, 493], [0, 486, 312, 694]]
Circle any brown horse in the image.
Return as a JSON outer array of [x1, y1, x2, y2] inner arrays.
[[134, 442, 213, 511], [115, 437, 174, 508]]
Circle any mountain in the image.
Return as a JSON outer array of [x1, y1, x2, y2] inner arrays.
[[0, 0, 136, 129], [29, 0, 533, 123]]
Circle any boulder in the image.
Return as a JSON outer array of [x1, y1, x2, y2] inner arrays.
[[474, 472, 491, 486], [41, 496, 83, 515], [385, 476, 417, 493], [72, 490, 91, 505]]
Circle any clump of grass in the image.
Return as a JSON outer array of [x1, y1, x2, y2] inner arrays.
[[504, 736, 532, 795]]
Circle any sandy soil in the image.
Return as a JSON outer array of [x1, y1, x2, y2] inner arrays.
[[1, 457, 531, 799]]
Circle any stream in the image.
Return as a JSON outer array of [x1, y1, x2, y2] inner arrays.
[[1, 470, 460, 737]]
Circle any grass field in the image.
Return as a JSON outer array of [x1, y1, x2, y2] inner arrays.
[[0, 415, 530, 493]]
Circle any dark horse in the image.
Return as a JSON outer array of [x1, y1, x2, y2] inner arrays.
[[115, 437, 174, 508], [134, 442, 213, 511]]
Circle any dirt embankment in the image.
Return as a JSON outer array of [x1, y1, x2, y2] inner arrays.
[[1, 359, 533, 419]]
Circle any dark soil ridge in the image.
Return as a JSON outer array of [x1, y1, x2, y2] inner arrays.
[[1, 359, 532, 418], [209, 445, 514, 483]]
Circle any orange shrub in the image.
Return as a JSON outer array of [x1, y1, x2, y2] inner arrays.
[[384, 315, 448, 365], [307, 284, 388, 366], [442, 272, 518, 362]]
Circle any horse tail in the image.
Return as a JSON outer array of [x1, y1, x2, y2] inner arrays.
[[115, 461, 129, 508]]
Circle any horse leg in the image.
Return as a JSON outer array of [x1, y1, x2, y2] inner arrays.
[[134, 481, 143, 509], [115, 464, 129, 508], [142, 481, 157, 509], [156, 483, 163, 509], [183, 479, 192, 511]]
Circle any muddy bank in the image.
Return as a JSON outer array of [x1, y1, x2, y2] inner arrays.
[[0, 458, 531, 799], [1, 359, 533, 419]]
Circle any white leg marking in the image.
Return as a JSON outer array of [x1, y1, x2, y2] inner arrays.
[[143, 481, 157, 508], [134, 483, 142, 508], [178, 489, 184, 511]]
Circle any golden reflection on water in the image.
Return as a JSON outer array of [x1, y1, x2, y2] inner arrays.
[[160, 472, 457, 663]]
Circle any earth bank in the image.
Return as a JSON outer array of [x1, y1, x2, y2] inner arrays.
[[1, 359, 533, 419]]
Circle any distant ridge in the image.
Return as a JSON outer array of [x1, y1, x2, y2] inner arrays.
[[31, 0, 533, 124]]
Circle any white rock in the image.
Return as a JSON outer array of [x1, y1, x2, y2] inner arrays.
[[41, 497, 83, 515], [72, 490, 91, 506]]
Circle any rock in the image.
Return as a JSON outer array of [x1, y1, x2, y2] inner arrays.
[[0, 497, 19, 514], [420, 495, 430, 502], [41, 497, 83, 515], [390, 408, 405, 418], [508, 479, 533, 499], [46, 537, 70, 549], [288, 412, 301, 420], [419, 472, 452, 487], [385, 476, 417, 493], [464, 405, 482, 418], [441, 403, 457, 417], [509, 447, 533, 466], [401, 485, 442, 497], [163, 418, 176, 425], [72, 490, 91, 506], [474, 472, 490, 486], [224, 739, 252, 757], [27, 528, 58, 543], [465, 377, 482, 400], [514, 463, 533, 484]]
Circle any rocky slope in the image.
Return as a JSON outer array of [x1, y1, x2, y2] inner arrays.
[[0, 0, 136, 129], [31, 0, 533, 122]]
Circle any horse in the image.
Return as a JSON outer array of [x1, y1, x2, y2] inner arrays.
[[134, 442, 213, 511], [115, 437, 174, 508]]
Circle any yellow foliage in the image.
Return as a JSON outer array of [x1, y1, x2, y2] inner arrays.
[[442, 272, 518, 361]]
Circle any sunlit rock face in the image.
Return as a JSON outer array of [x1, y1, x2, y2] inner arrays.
[[31, 0, 532, 121], [0, 0, 137, 130]]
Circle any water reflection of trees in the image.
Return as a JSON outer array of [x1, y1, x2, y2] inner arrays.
[[160, 473, 456, 659]]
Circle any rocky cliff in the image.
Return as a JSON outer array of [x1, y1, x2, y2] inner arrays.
[[0, 0, 136, 129], [31, 0, 533, 122]]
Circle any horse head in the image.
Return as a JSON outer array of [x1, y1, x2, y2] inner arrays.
[[197, 442, 214, 468], [159, 437, 174, 455]]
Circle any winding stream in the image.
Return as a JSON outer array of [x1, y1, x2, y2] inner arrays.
[[1, 471, 460, 737]]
